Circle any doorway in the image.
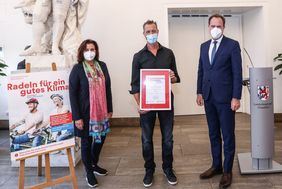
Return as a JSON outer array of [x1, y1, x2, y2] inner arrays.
[[166, 5, 265, 116], [169, 14, 243, 115]]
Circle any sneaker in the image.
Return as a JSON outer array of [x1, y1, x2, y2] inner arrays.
[[93, 165, 108, 176], [143, 169, 154, 188], [164, 169, 178, 185], [86, 173, 98, 188]]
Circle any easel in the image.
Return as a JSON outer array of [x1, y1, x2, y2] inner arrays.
[[18, 146, 78, 189], [17, 63, 78, 189]]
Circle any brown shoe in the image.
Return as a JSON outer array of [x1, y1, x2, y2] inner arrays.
[[199, 167, 223, 179], [219, 173, 232, 189]]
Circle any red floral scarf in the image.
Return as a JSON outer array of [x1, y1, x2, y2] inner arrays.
[[83, 61, 110, 143]]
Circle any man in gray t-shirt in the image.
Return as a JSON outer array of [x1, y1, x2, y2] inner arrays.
[[10, 98, 44, 148]]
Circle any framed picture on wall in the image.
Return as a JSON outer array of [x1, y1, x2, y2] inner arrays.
[[140, 69, 171, 110]]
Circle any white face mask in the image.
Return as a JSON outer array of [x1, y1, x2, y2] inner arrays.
[[210, 27, 223, 40], [84, 51, 95, 61]]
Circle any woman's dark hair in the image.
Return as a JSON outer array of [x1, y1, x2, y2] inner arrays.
[[77, 39, 100, 63]]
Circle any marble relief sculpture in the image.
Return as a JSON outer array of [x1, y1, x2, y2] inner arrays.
[[15, 0, 89, 61]]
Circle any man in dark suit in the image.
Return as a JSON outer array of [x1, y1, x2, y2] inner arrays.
[[196, 14, 242, 189]]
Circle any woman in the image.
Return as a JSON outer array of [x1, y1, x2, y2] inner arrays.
[[69, 39, 113, 188]]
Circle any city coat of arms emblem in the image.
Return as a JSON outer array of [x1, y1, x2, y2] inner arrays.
[[257, 85, 269, 101]]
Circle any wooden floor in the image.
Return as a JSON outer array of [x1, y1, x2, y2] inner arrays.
[[1, 113, 282, 189]]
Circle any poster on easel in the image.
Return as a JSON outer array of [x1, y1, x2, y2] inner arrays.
[[7, 70, 80, 167]]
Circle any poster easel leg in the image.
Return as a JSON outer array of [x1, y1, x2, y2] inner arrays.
[[67, 148, 78, 189], [44, 153, 51, 182], [25, 63, 31, 73], [19, 159, 25, 189], [37, 155, 42, 176]]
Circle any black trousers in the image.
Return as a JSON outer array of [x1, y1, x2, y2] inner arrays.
[[140, 109, 174, 171], [81, 135, 106, 174]]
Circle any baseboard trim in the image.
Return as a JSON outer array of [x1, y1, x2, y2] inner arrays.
[[0, 120, 9, 130], [275, 113, 282, 123], [0, 118, 142, 130], [1, 113, 281, 130], [110, 117, 140, 127]]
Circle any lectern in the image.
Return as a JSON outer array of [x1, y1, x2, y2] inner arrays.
[[238, 67, 282, 174]]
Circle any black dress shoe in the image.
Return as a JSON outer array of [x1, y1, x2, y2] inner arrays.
[[219, 173, 232, 189], [199, 167, 223, 179]]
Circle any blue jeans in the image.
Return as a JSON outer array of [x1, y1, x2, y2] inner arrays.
[[32, 135, 43, 146], [56, 130, 74, 142], [13, 133, 30, 144], [13, 134, 43, 147], [140, 109, 174, 171]]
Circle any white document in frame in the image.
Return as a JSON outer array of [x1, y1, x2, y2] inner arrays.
[[145, 75, 165, 104]]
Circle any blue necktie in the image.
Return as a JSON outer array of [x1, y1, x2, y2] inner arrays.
[[211, 41, 217, 65]]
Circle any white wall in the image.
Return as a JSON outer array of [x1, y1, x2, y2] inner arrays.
[[1, 0, 282, 119], [242, 2, 282, 113], [242, 7, 265, 114], [168, 16, 206, 115], [0, 0, 32, 119], [267, 0, 282, 113]]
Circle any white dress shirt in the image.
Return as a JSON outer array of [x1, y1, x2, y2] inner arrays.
[[209, 35, 223, 63]]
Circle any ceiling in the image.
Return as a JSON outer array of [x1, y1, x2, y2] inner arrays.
[[168, 6, 261, 16]]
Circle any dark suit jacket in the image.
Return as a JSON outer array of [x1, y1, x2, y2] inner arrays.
[[197, 36, 242, 103], [69, 61, 113, 137]]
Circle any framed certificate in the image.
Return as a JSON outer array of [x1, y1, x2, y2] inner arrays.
[[140, 69, 171, 110]]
